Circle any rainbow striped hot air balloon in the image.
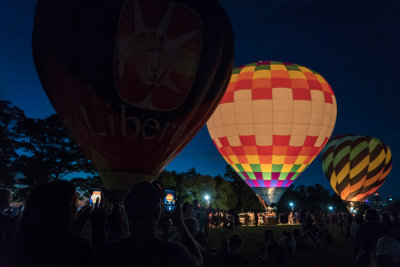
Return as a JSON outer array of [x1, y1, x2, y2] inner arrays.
[[207, 61, 337, 206], [322, 134, 392, 210]]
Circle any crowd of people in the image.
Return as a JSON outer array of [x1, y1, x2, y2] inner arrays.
[[1, 182, 400, 267], [256, 209, 400, 267], [0, 181, 252, 267], [258, 210, 335, 267], [0, 182, 348, 267], [0, 181, 207, 266], [342, 209, 400, 267]]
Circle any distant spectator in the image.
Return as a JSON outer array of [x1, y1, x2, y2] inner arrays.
[[191, 200, 208, 246], [255, 213, 259, 227], [389, 212, 400, 241], [382, 213, 392, 229], [293, 229, 305, 249], [279, 231, 296, 256], [218, 233, 248, 267], [344, 213, 353, 238], [302, 213, 313, 233], [351, 214, 364, 240], [264, 230, 274, 244], [304, 231, 317, 250], [288, 212, 293, 225], [315, 227, 327, 248], [325, 229, 333, 244], [263, 242, 292, 267]]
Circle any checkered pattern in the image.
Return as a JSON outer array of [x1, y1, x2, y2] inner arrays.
[[207, 61, 337, 188]]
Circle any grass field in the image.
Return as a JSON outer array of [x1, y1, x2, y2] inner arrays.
[[206, 225, 355, 267]]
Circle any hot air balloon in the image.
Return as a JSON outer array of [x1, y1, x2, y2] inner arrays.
[[207, 61, 337, 206], [32, 0, 234, 190], [322, 134, 392, 211]]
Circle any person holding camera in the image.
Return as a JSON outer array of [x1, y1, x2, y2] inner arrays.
[[105, 182, 202, 267]]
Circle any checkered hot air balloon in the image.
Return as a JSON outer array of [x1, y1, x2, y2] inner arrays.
[[207, 61, 337, 206], [321, 134, 392, 208]]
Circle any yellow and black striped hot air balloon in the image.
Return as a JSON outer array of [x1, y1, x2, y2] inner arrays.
[[321, 134, 392, 210]]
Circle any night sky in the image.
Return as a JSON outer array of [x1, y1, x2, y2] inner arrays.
[[1, 0, 399, 198]]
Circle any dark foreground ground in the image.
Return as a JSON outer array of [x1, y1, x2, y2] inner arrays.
[[206, 225, 354, 267]]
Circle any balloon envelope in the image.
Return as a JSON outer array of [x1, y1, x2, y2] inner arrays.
[[322, 134, 392, 202], [207, 61, 337, 205], [32, 0, 234, 189]]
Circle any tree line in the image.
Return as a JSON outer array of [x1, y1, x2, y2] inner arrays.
[[0, 100, 346, 212]]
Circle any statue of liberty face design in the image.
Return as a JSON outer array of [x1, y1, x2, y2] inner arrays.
[[115, 0, 201, 111], [135, 51, 166, 85]]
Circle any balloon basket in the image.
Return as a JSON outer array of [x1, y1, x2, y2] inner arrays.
[[344, 200, 368, 214]]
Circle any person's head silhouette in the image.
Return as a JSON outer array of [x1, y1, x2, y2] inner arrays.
[[21, 180, 77, 231], [125, 182, 162, 226], [184, 217, 198, 237], [229, 233, 243, 251], [365, 208, 379, 223]]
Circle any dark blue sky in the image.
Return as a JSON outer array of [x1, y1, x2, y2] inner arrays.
[[1, 0, 399, 198]]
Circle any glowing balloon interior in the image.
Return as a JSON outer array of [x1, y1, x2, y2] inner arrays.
[[322, 134, 392, 202], [207, 61, 337, 204]]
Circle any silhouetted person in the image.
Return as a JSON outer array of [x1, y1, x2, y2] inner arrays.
[[0, 188, 16, 259], [263, 242, 292, 267], [344, 213, 353, 238], [2, 181, 99, 267], [218, 233, 248, 267], [191, 200, 207, 245], [390, 212, 400, 241], [171, 217, 218, 265], [293, 229, 305, 249], [279, 231, 296, 256], [106, 201, 129, 241], [302, 213, 313, 233], [105, 182, 202, 267], [255, 213, 259, 227], [370, 236, 400, 267], [382, 213, 392, 229], [355, 209, 386, 266], [325, 229, 333, 244], [351, 214, 364, 240]]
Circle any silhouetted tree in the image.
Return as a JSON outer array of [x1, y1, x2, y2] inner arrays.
[[0, 100, 25, 187], [12, 114, 94, 200], [224, 165, 263, 211]]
